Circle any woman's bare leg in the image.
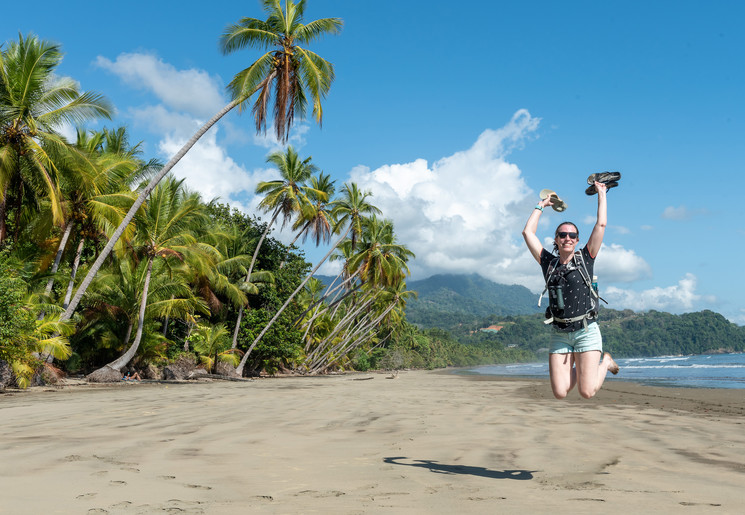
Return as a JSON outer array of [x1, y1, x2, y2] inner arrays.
[[574, 351, 618, 399], [549, 353, 576, 399]]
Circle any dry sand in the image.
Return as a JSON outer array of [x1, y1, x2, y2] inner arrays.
[[1, 370, 744, 514]]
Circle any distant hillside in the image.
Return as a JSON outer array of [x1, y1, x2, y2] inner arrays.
[[405, 274, 541, 329]]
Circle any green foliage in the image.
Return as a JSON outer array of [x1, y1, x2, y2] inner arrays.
[[0, 257, 36, 365], [238, 308, 303, 374], [455, 308, 745, 359], [370, 322, 535, 372], [189, 323, 239, 373]]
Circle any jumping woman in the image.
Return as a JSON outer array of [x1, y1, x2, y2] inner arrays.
[[522, 181, 619, 399]]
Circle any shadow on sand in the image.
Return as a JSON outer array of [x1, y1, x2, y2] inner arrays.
[[383, 456, 535, 480]]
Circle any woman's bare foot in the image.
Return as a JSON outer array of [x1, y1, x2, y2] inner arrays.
[[604, 353, 619, 375]]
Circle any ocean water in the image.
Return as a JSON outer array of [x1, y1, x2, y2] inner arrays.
[[467, 353, 745, 389]]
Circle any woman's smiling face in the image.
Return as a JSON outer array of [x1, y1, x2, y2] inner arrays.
[[555, 223, 579, 254]]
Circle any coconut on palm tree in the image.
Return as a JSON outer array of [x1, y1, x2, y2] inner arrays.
[[220, 0, 342, 142]]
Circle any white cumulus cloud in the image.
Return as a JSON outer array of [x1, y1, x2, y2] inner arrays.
[[594, 243, 652, 283], [348, 109, 541, 286], [94, 52, 270, 213], [95, 53, 225, 117], [159, 127, 272, 214], [602, 273, 715, 313]]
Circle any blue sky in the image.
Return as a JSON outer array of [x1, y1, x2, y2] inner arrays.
[[3, 1, 744, 324]]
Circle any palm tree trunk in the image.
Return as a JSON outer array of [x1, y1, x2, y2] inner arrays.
[[62, 237, 86, 309], [279, 220, 310, 268], [235, 224, 352, 376], [307, 293, 373, 356], [0, 194, 7, 244], [162, 295, 175, 336], [122, 320, 134, 350], [231, 306, 245, 349], [306, 280, 364, 326], [231, 207, 281, 348], [291, 269, 361, 328], [105, 256, 154, 372], [43, 220, 74, 299], [11, 179, 24, 243], [60, 99, 240, 322], [311, 302, 397, 374], [308, 311, 374, 372], [304, 294, 375, 366]]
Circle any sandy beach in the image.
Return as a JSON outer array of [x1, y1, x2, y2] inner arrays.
[[2, 370, 744, 514]]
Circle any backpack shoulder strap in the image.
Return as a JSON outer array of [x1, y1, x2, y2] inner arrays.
[[575, 249, 608, 305], [538, 255, 560, 307]]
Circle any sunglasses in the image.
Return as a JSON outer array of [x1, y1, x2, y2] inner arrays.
[[557, 231, 578, 239]]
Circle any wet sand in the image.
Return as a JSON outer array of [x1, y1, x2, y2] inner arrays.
[[1, 370, 743, 514]]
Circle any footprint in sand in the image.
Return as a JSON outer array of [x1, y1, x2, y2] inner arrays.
[[158, 475, 176, 480], [76, 493, 97, 500], [185, 484, 212, 490], [109, 480, 127, 486], [295, 490, 345, 498], [250, 495, 273, 502]]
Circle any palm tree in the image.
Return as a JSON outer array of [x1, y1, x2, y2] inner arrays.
[[81, 255, 204, 365], [332, 182, 381, 251], [0, 33, 113, 244], [246, 145, 320, 280], [42, 128, 140, 305], [347, 216, 415, 288], [60, 1, 342, 322], [284, 171, 335, 256], [86, 178, 208, 380], [234, 182, 380, 376], [191, 323, 241, 374], [306, 280, 415, 374], [220, 0, 342, 142], [61, 127, 152, 309], [230, 146, 317, 349]]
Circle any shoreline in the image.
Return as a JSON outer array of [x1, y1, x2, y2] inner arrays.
[[6, 368, 745, 418], [2, 370, 744, 513]]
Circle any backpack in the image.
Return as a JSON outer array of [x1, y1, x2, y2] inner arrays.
[[539, 250, 607, 328]]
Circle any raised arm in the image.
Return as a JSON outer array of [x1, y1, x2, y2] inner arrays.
[[522, 197, 552, 262], [586, 181, 607, 258]]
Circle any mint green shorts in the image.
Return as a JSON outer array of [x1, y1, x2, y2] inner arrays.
[[549, 322, 603, 354]]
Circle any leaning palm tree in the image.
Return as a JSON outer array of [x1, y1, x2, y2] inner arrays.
[[230, 146, 317, 348], [86, 178, 208, 381], [0, 33, 113, 244], [234, 182, 380, 376], [221, 0, 342, 142], [60, 1, 342, 322]]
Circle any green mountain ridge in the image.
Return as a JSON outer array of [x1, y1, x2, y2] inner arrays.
[[404, 273, 541, 329]]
